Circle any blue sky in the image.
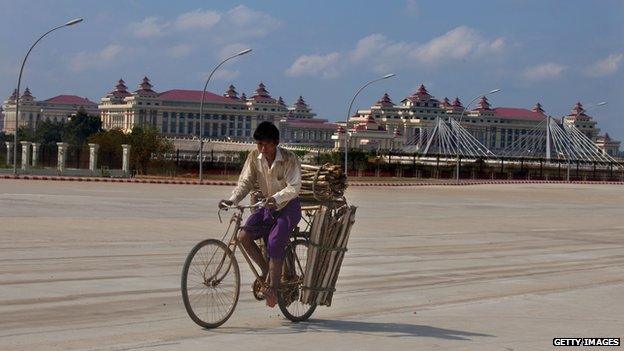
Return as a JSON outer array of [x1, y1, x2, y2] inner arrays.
[[1, 0, 623, 140]]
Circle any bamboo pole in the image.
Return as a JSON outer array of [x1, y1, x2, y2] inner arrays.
[[323, 207, 357, 305], [319, 206, 351, 303]]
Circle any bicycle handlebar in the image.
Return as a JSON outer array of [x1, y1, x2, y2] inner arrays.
[[221, 200, 266, 211], [217, 200, 266, 223]]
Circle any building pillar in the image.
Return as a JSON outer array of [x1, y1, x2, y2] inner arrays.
[[89, 143, 99, 173], [31, 143, 40, 167], [122, 144, 131, 176], [57, 142, 68, 173], [5, 142, 13, 166], [20, 141, 31, 170]]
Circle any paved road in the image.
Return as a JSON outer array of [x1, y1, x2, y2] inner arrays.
[[1, 180, 623, 350]]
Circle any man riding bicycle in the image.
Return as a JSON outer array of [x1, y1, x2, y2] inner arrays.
[[219, 121, 302, 308]]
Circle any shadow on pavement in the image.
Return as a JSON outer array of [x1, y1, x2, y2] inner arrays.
[[227, 318, 495, 340], [293, 319, 494, 340]]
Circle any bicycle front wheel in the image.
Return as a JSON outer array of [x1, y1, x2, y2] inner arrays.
[[181, 239, 240, 328]]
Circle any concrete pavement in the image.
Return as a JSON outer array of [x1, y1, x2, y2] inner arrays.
[[0, 180, 622, 350]]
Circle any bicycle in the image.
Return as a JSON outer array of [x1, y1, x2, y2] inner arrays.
[[181, 201, 318, 328]]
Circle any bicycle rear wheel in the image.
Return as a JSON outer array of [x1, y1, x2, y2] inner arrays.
[[181, 239, 240, 328], [278, 239, 317, 322]]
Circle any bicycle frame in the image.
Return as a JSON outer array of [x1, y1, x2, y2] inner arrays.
[[212, 205, 263, 283], [181, 203, 327, 328], [213, 204, 320, 285]]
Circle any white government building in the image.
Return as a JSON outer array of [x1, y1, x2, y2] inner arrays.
[[2, 88, 99, 133], [98, 77, 337, 147], [333, 84, 620, 156], [2, 81, 620, 156]]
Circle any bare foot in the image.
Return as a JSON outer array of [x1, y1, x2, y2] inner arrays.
[[265, 286, 277, 308], [252, 276, 266, 301]]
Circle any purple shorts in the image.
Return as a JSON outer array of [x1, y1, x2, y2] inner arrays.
[[242, 198, 301, 260]]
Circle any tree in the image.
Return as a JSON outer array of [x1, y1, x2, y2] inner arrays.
[[291, 149, 308, 160], [320, 151, 344, 166], [62, 110, 102, 147], [17, 127, 36, 142], [128, 126, 174, 174], [0, 132, 10, 166], [88, 128, 128, 169], [34, 120, 65, 145], [15, 120, 65, 145]]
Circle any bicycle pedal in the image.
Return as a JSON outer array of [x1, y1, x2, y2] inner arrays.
[[252, 278, 266, 301]]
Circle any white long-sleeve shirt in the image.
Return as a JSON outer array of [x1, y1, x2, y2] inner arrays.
[[228, 147, 301, 210]]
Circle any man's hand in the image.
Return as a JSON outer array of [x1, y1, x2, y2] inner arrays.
[[265, 197, 278, 210], [218, 200, 234, 209]]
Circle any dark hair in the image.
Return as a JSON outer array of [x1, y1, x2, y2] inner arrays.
[[253, 121, 280, 143]]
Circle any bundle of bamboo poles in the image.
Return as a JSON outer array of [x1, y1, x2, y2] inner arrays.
[[301, 204, 357, 306], [299, 164, 347, 202]]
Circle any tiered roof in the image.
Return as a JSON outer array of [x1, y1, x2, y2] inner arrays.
[[375, 93, 394, 108], [532, 102, 545, 114], [476, 96, 491, 110], [21, 87, 34, 100], [294, 96, 309, 109], [403, 84, 439, 104], [571, 102, 586, 116], [8, 89, 18, 101], [355, 115, 386, 132], [107, 79, 132, 99], [250, 82, 276, 103], [135, 76, 156, 95], [452, 97, 463, 108], [224, 84, 239, 99], [598, 133, 612, 142]]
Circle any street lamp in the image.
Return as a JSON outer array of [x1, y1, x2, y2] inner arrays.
[[344, 73, 396, 179], [198, 48, 252, 182], [12, 18, 83, 175], [455, 88, 501, 183]]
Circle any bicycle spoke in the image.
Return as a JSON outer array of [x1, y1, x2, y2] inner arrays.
[[278, 241, 316, 321], [183, 240, 239, 327]]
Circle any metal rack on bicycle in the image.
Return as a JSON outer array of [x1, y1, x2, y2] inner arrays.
[[297, 164, 357, 307]]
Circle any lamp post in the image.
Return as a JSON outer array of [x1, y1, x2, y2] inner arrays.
[[455, 88, 501, 183], [198, 48, 252, 182], [12, 18, 83, 175], [344, 73, 395, 179], [558, 151, 571, 182]]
